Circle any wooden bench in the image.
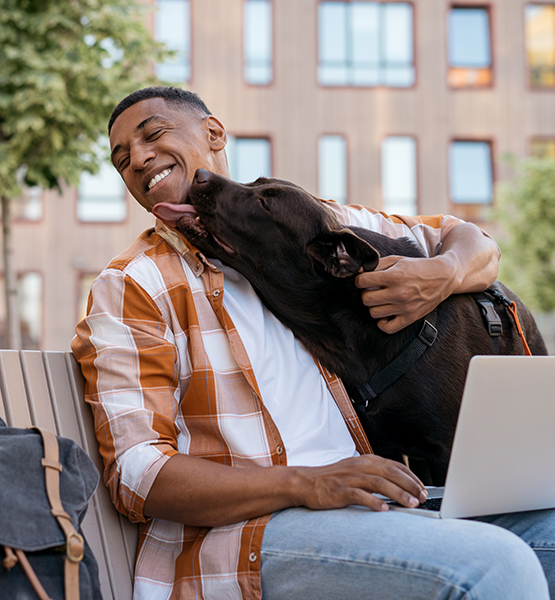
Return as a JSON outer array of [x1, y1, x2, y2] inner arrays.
[[0, 350, 138, 600]]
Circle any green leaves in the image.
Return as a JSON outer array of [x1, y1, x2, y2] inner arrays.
[[0, 0, 171, 197], [495, 157, 555, 312]]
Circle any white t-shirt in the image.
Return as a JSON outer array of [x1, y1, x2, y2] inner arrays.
[[212, 260, 358, 467]]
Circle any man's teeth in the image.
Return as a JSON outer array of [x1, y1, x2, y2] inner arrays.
[[148, 168, 172, 190]]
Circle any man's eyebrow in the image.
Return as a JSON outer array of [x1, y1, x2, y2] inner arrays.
[[136, 114, 173, 131], [110, 115, 174, 165]]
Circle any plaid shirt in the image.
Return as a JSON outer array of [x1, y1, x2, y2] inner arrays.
[[72, 202, 466, 600]]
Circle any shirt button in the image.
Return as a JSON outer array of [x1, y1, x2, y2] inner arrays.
[[249, 552, 257, 562], [276, 446, 284, 455], [194, 264, 202, 273], [213, 289, 221, 297]]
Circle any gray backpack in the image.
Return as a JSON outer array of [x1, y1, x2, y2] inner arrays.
[[0, 418, 103, 599]]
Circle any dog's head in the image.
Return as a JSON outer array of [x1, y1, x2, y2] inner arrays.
[[152, 169, 380, 282]]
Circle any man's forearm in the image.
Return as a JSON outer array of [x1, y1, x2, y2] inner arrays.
[[437, 222, 499, 296], [143, 453, 428, 527]]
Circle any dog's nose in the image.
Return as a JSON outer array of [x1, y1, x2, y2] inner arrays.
[[194, 169, 210, 184]]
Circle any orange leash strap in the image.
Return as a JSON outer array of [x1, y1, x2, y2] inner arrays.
[[506, 301, 532, 356]]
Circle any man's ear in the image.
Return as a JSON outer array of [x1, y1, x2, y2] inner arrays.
[[205, 116, 227, 151], [306, 229, 380, 278]]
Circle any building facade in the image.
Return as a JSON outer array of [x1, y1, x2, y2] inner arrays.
[[2, 0, 555, 351]]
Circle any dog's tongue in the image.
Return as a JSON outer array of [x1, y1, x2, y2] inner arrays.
[[152, 202, 197, 228]]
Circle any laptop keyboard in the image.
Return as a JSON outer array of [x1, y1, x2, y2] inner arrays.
[[387, 497, 443, 511], [420, 497, 443, 511]]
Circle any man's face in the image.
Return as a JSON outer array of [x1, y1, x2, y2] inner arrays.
[[109, 97, 226, 212]]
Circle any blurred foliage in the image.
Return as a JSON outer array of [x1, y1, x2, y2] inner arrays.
[[495, 156, 555, 312], [0, 0, 170, 198]]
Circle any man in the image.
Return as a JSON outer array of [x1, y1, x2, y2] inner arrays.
[[72, 86, 555, 599]]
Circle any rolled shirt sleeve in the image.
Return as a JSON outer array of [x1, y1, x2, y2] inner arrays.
[[324, 200, 490, 258], [72, 269, 181, 523]]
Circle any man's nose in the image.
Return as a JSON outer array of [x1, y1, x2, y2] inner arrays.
[[130, 144, 155, 170]]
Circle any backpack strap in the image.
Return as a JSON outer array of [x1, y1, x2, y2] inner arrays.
[[3, 546, 52, 600], [35, 427, 84, 600], [2, 429, 84, 600]]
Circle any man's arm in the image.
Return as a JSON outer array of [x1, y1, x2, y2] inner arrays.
[[355, 222, 499, 334], [74, 257, 428, 529], [143, 453, 428, 527]]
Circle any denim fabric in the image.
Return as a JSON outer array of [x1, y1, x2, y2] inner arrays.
[[260, 506, 553, 599]]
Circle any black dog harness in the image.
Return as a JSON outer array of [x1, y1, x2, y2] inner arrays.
[[474, 291, 503, 354], [356, 310, 438, 408], [354, 287, 520, 410]]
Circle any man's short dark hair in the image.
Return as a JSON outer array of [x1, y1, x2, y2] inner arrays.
[[108, 86, 212, 133]]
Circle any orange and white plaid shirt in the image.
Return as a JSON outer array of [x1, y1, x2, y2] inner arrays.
[[72, 202, 470, 600]]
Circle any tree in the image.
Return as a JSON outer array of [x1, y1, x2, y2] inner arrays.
[[495, 156, 555, 312], [0, 0, 169, 348]]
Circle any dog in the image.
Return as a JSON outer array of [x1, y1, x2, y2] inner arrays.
[[153, 168, 548, 485]]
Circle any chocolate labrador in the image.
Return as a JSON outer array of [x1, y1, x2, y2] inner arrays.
[[153, 169, 547, 485]]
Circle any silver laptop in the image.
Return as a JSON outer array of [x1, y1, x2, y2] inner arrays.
[[386, 355, 555, 519]]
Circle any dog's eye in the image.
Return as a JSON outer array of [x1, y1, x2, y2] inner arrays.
[[259, 197, 271, 211]]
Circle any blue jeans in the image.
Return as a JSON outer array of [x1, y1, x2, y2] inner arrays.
[[260, 506, 555, 599]]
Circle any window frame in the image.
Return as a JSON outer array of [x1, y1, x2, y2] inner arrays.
[[243, 0, 274, 86], [10, 186, 45, 224], [154, 0, 193, 84], [318, 133, 349, 205], [226, 135, 274, 183], [379, 134, 419, 216], [316, 0, 417, 89], [529, 135, 555, 158], [0, 269, 44, 350], [448, 138, 495, 207], [76, 163, 128, 225], [447, 4, 494, 89], [524, 2, 555, 90]]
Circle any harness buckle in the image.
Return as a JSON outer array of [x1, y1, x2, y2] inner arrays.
[[477, 300, 503, 337], [419, 319, 438, 347]]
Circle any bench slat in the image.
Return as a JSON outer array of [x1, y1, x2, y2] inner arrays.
[[0, 351, 33, 427], [19, 350, 59, 433]]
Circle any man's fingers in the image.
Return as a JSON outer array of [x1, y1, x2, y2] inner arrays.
[[377, 316, 407, 334]]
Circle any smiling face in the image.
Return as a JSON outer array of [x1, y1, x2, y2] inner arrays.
[[109, 97, 229, 212]]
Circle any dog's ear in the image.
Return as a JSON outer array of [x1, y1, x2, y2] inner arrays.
[[307, 229, 380, 278]]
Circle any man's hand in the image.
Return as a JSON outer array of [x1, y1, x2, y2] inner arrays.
[[355, 254, 454, 334], [293, 455, 428, 513], [355, 222, 500, 334]]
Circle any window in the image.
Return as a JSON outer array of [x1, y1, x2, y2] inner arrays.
[[318, 1, 414, 87], [525, 4, 555, 88], [381, 136, 417, 215], [318, 135, 348, 204], [0, 272, 43, 350], [244, 0, 273, 84], [13, 186, 43, 221], [226, 136, 272, 183], [77, 273, 99, 323], [155, 0, 191, 82], [448, 7, 492, 88], [449, 141, 493, 204], [531, 138, 555, 158], [78, 162, 126, 222]]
